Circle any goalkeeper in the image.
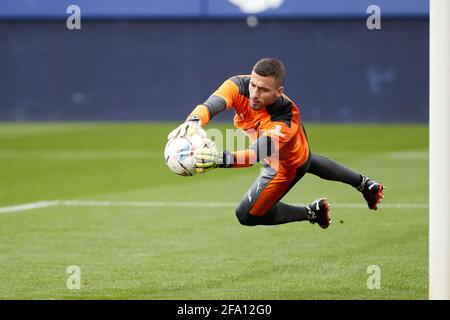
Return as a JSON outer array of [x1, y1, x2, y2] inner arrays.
[[168, 58, 384, 228]]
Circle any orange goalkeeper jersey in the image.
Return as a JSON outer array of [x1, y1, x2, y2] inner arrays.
[[190, 75, 310, 172]]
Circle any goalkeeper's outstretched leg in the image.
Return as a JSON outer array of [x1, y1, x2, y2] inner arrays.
[[308, 154, 384, 210]]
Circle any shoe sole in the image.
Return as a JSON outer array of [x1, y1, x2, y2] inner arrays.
[[320, 198, 331, 229], [371, 184, 384, 210]]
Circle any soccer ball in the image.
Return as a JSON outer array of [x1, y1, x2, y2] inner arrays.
[[164, 134, 211, 176]]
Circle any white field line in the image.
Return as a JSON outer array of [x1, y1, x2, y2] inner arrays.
[[0, 200, 429, 214], [0, 201, 59, 213], [58, 200, 238, 208]]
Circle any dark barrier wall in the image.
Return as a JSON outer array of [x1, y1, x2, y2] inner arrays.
[[0, 19, 428, 122]]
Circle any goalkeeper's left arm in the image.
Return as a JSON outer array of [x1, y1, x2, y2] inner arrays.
[[195, 135, 274, 173]]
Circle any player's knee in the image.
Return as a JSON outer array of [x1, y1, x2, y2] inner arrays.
[[235, 206, 258, 226]]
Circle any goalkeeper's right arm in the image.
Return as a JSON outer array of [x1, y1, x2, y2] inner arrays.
[[195, 135, 274, 173]]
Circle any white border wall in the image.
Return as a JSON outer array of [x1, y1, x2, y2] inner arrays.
[[430, 0, 450, 300]]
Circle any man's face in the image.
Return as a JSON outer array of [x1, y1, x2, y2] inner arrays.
[[249, 71, 284, 110]]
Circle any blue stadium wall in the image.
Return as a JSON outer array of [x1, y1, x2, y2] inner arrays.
[[0, 18, 428, 122]]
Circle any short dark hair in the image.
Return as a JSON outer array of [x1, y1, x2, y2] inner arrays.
[[253, 58, 286, 87]]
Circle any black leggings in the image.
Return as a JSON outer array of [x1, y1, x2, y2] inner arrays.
[[308, 154, 361, 188]]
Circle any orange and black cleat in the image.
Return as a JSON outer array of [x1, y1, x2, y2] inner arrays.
[[307, 198, 331, 229], [358, 176, 385, 210]]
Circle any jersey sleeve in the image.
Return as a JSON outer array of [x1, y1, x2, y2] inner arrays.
[[188, 104, 211, 127], [210, 79, 240, 110], [230, 135, 274, 168], [232, 149, 257, 168], [188, 78, 240, 127]]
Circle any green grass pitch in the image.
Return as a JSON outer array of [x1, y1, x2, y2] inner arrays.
[[0, 123, 428, 299]]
